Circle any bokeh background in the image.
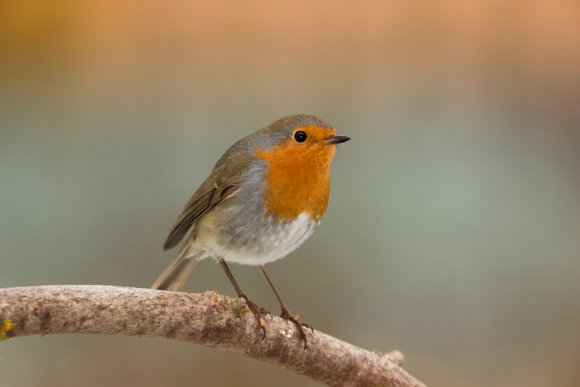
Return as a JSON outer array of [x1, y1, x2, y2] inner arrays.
[[1, 1, 580, 386]]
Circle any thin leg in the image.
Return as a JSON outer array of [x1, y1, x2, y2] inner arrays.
[[259, 265, 313, 348], [258, 265, 291, 312], [219, 259, 269, 337], [219, 258, 244, 297]]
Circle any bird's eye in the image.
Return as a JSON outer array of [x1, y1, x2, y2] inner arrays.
[[294, 131, 307, 143]]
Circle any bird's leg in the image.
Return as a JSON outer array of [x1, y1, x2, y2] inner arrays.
[[259, 265, 313, 348], [219, 258, 269, 337]]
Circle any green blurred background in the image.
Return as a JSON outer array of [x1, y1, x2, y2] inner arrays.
[[1, 1, 579, 386]]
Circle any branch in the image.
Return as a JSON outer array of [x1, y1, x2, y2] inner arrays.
[[0, 285, 425, 386]]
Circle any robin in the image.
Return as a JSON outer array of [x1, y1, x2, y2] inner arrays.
[[152, 114, 350, 347]]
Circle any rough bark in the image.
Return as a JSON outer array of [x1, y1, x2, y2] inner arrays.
[[0, 285, 425, 387]]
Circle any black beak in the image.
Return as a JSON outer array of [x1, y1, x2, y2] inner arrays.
[[323, 135, 351, 144]]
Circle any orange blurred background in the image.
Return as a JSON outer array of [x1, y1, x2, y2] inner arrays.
[[1, 1, 580, 386]]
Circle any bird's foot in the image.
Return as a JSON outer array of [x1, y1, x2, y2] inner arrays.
[[280, 308, 313, 349], [241, 295, 270, 338]]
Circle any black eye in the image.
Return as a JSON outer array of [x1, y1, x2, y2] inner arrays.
[[294, 130, 307, 143]]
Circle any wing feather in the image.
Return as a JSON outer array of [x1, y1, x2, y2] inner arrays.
[[162, 174, 242, 250]]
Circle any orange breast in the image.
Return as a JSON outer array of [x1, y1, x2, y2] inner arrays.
[[254, 136, 336, 221]]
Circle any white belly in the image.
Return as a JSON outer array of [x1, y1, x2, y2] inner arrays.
[[195, 212, 319, 265]]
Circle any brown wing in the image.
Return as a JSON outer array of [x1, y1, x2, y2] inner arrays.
[[162, 174, 242, 250]]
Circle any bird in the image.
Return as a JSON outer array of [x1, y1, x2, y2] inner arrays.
[[152, 114, 349, 347]]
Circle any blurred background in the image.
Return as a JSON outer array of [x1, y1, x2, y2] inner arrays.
[[1, 1, 579, 386]]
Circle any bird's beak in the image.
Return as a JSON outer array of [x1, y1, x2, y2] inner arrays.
[[323, 135, 351, 145]]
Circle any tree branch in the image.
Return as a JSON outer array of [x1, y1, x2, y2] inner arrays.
[[0, 285, 424, 386]]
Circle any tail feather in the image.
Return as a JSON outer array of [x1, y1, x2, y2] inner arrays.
[[151, 238, 201, 291]]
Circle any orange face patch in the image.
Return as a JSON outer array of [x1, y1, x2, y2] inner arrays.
[[254, 125, 337, 221]]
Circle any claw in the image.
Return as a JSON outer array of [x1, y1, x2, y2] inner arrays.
[[241, 296, 270, 338], [280, 308, 312, 349]]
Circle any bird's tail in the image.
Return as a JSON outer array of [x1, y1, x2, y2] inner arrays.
[[151, 238, 201, 292]]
